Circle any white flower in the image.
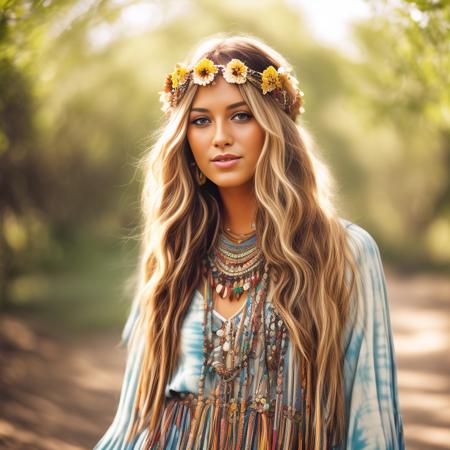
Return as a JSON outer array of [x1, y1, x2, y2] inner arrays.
[[159, 91, 171, 112], [223, 59, 248, 84]]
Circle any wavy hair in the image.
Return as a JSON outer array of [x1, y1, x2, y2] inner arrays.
[[125, 33, 358, 449]]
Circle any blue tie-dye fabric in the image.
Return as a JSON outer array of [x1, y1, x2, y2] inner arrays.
[[93, 219, 405, 449]]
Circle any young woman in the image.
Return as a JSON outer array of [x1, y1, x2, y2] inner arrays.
[[94, 34, 405, 450]]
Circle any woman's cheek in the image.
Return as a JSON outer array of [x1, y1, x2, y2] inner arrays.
[[187, 131, 202, 161]]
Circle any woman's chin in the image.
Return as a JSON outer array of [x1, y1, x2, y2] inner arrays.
[[211, 177, 254, 190]]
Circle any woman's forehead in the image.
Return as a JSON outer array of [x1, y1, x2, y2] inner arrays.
[[190, 75, 245, 110]]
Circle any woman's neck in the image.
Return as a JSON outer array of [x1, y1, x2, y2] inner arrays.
[[218, 184, 257, 235]]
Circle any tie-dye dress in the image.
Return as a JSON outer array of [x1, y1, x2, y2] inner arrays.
[[93, 219, 405, 450]]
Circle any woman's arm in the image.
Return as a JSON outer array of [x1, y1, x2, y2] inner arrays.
[[93, 301, 147, 450], [342, 222, 405, 450]]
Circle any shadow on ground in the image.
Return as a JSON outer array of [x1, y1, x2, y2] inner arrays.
[[0, 318, 126, 450]]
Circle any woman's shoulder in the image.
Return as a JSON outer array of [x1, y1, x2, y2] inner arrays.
[[338, 217, 382, 265]]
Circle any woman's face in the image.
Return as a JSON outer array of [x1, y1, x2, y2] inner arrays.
[[187, 75, 265, 189]]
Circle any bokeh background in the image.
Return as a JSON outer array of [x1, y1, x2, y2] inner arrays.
[[0, 0, 449, 449]]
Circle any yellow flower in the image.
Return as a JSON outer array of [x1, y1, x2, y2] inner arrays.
[[223, 59, 248, 84], [261, 65, 281, 94], [193, 58, 219, 86], [170, 63, 190, 89]]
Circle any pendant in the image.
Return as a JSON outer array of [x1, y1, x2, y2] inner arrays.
[[232, 285, 244, 297]]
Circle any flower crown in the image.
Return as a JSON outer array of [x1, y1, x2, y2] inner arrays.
[[159, 57, 305, 120]]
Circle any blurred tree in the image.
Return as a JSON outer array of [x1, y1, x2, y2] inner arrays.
[[362, 0, 449, 128], [0, 0, 128, 308], [0, 0, 62, 307], [0, 56, 35, 307], [345, 0, 450, 267], [1, 0, 449, 314]]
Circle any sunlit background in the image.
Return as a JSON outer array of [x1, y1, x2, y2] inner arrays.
[[0, 0, 449, 449]]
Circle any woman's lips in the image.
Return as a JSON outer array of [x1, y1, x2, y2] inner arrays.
[[212, 157, 242, 168]]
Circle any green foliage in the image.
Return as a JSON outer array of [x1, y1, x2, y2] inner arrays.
[[10, 232, 139, 332], [346, 0, 450, 265], [1, 0, 449, 324], [358, 0, 449, 128]]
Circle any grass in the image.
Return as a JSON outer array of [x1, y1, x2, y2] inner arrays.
[[7, 233, 140, 334]]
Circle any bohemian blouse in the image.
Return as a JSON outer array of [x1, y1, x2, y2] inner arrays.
[[93, 219, 405, 450]]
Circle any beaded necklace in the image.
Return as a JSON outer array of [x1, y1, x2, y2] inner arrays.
[[143, 228, 310, 449], [207, 226, 265, 301], [184, 230, 291, 449]]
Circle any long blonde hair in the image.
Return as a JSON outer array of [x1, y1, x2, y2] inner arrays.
[[126, 33, 358, 449]]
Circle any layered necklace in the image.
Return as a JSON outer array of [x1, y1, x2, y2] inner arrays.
[[204, 221, 265, 301], [144, 221, 310, 450], [181, 224, 295, 450]]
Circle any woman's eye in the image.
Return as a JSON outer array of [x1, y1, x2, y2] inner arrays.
[[191, 117, 210, 126], [233, 112, 252, 121]]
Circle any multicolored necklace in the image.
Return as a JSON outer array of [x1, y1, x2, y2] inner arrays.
[[204, 226, 265, 301], [142, 228, 311, 450]]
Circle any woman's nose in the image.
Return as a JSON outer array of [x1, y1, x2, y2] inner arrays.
[[212, 120, 233, 148]]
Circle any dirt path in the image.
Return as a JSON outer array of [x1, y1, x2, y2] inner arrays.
[[387, 271, 450, 450], [0, 319, 126, 450], [0, 270, 449, 449]]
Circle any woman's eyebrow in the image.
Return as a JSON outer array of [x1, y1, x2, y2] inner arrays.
[[190, 101, 247, 113]]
